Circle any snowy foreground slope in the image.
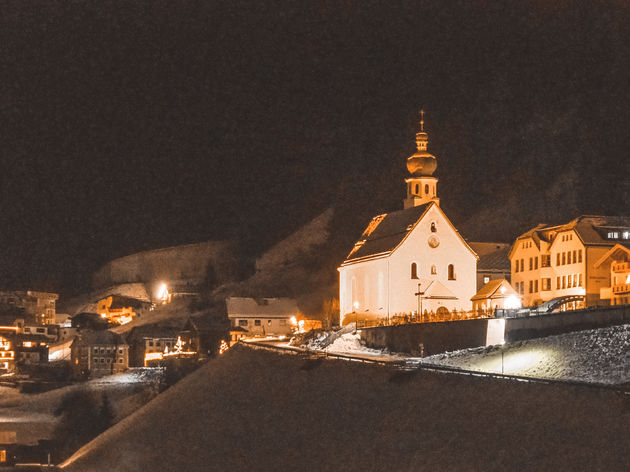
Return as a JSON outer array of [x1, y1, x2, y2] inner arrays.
[[422, 324, 630, 385], [61, 345, 629, 471]]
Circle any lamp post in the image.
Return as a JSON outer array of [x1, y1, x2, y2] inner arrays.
[[414, 283, 424, 323]]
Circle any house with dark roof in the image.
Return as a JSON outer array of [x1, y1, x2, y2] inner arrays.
[[338, 116, 478, 323], [469, 242, 511, 291], [509, 215, 630, 308], [70, 331, 128, 378]]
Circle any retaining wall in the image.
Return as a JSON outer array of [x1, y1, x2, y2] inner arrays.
[[361, 305, 630, 355]]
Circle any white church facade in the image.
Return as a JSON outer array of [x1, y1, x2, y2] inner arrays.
[[338, 114, 478, 324]]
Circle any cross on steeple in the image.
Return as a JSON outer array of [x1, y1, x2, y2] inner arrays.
[[420, 109, 425, 132]]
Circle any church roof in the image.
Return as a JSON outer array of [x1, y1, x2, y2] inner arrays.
[[344, 203, 432, 262], [476, 245, 511, 271]]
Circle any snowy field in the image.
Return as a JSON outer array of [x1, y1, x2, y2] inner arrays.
[[421, 324, 629, 384], [297, 325, 629, 385]]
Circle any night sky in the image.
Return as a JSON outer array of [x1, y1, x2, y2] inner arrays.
[[1, 1, 629, 294]]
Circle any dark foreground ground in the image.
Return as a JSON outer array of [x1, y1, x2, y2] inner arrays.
[[61, 345, 629, 471]]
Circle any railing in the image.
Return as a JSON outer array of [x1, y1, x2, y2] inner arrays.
[[612, 283, 630, 294], [352, 310, 492, 329], [240, 341, 629, 395], [611, 261, 630, 273]]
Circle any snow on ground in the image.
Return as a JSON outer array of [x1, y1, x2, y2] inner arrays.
[[302, 331, 400, 358], [420, 324, 630, 384]]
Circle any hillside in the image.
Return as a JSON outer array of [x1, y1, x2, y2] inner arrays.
[[61, 345, 629, 471]]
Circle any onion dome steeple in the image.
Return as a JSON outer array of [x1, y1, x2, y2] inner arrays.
[[403, 110, 440, 209]]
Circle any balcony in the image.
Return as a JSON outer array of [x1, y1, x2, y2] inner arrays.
[[612, 283, 630, 294], [612, 261, 630, 273]]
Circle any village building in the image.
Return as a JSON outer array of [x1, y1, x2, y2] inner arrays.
[[126, 325, 179, 367], [509, 215, 630, 308], [471, 279, 521, 314], [0, 291, 58, 325], [226, 297, 299, 337], [469, 242, 511, 290], [178, 316, 228, 358], [70, 331, 129, 378], [594, 243, 630, 306], [338, 115, 478, 324], [96, 294, 152, 325]]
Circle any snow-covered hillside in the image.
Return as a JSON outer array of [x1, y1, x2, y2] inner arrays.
[[422, 324, 629, 385]]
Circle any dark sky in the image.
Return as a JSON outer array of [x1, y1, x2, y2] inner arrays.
[[1, 0, 629, 294]]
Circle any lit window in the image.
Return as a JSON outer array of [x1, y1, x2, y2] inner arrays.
[[483, 276, 490, 284], [624, 231, 629, 239]]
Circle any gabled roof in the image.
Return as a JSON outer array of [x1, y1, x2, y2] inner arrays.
[[415, 278, 458, 300], [594, 243, 630, 268], [342, 202, 477, 264], [73, 330, 126, 346], [471, 279, 518, 301], [510, 215, 630, 258], [226, 297, 299, 318], [472, 244, 510, 271]]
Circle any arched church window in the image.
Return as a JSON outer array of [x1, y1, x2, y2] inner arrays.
[[425, 184, 429, 194], [448, 264, 456, 280], [415, 184, 419, 194], [431, 265, 437, 275], [411, 262, 418, 279], [430, 222, 437, 232]]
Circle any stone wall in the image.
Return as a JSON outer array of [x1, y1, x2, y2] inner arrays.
[[92, 240, 236, 293]]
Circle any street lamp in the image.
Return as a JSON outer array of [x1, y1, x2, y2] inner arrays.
[[414, 283, 425, 323]]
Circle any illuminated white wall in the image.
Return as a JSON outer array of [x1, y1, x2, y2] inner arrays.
[[339, 204, 477, 322]]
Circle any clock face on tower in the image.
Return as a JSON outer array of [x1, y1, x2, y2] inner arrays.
[[428, 235, 440, 248]]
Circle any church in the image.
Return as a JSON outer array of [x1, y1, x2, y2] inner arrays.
[[338, 114, 478, 325]]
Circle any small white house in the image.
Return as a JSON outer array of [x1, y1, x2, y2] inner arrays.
[[471, 279, 521, 313], [226, 297, 299, 337]]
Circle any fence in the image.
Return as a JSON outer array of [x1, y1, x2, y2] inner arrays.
[[351, 309, 492, 329]]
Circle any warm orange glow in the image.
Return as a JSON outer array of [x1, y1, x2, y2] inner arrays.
[[0, 326, 19, 332], [219, 339, 229, 355], [22, 341, 33, 348], [144, 352, 164, 366], [163, 336, 196, 357]]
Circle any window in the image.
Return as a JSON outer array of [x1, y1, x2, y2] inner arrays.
[[93, 358, 98, 363], [93, 348, 98, 354], [578, 273, 583, 287], [562, 276, 566, 289], [411, 262, 418, 279], [448, 264, 455, 280], [534, 280, 538, 292], [529, 258, 533, 271], [254, 320, 261, 326], [567, 251, 572, 264], [542, 255, 550, 267], [106, 358, 111, 363], [425, 184, 429, 194], [148, 341, 154, 347], [239, 320, 248, 327], [119, 358, 123, 363], [528, 280, 533, 293], [279, 320, 286, 326], [156, 341, 161, 347], [556, 253, 561, 266], [572, 250, 577, 263], [483, 276, 490, 284], [100, 348, 105, 354], [119, 349, 123, 354], [431, 265, 437, 275], [542, 278, 551, 291], [36, 328, 45, 333], [515, 260, 519, 273], [557, 276, 561, 289], [430, 222, 437, 232], [267, 320, 272, 325], [101, 358, 105, 363], [578, 249, 583, 263], [534, 257, 538, 270], [415, 184, 419, 194], [562, 252, 566, 265], [520, 259, 524, 272], [568, 274, 572, 287]]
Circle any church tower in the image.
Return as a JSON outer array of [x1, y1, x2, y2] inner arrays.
[[403, 111, 440, 209]]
